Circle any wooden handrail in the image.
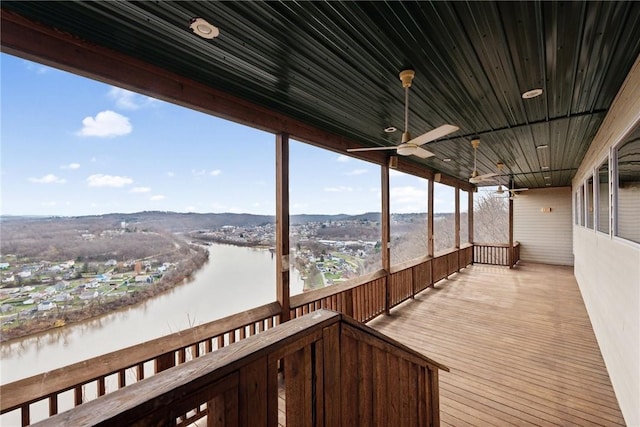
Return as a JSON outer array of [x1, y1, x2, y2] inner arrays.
[[0, 301, 281, 416], [32, 310, 448, 427]]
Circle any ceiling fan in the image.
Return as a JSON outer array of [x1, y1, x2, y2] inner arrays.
[[469, 138, 498, 184], [495, 174, 529, 199], [347, 69, 458, 159]]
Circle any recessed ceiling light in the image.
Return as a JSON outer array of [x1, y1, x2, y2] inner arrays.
[[443, 158, 452, 162], [190, 17, 219, 39], [384, 126, 397, 133], [541, 166, 550, 170], [546, 183, 552, 186], [522, 88, 543, 99], [544, 176, 551, 180], [536, 145, 549, 150]]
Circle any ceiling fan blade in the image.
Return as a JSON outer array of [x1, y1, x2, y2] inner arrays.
[[477, 172, 498, 179], [411, 146, 436, 159], [347, 146, 398, 152], [409, 124, 459, 146], [508, 187, 529, 192]]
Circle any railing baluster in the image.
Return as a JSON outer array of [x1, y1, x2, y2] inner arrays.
[[98, 377, 106, 397], [21, 404, 29, 427], [48, 395, 57, 416]]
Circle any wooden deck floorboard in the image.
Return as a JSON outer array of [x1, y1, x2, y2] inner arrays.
[[369, 262, 625, 426]]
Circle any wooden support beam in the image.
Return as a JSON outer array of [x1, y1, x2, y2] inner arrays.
[[468, 190, 474, 244], [454, 187, 460, 249], [276, 133, 290, 321], [508, 196, 514, 269], [381, 165, 391, 314], [428, 180, 435, 258]]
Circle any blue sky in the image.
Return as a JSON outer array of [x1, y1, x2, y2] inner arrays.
[[1, 54, 458, 216]]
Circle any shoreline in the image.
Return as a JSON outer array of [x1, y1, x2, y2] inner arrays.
[[0, 249, 209, 343]]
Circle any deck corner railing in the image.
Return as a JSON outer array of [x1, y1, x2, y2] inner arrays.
[[473, 242, 520, 267], [31, 310, 449, 427]]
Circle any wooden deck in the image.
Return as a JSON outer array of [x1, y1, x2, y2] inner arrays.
[[368, 262, 625, 426]]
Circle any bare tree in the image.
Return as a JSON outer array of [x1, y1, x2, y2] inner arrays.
[[474, 193, 508, 243]]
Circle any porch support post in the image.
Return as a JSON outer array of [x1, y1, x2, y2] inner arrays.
[[469, 189, 475, 264], [455, 187, 461, 271], [428, 179, 435, 258], [276, 132, 290, 321], [454, 187, 460, 249], [468, 189, 474, 244], [508, 195, 514, 269], [381, 163, 391, 314]]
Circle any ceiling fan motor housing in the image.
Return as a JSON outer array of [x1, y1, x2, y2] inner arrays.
[[399, 69, 415, 87]]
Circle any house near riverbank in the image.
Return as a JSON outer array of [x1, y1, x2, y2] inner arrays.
[[1, 2, 639, 426]]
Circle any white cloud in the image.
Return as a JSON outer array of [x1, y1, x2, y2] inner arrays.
[[87, 174, 133, 188], [324, 186, 353, 193], [184, 206, 196, 212], [389, 169, 403, 177], [61, 163, 80, 170], [29, 174, 66, 184], [192, 169, 206, 176], [336, 155, 350, 163], [345, 168, 367, 176], [150, 195, 166, 201], [167, 171, 175, 177], [108, 87, 160, 110], [209, 169, 222, 176], [390, 185, 428, 212], [77, 110, 132, 137], [130, 187, 151, 193], [41, 201, 57, 207], [25, 61, 51, 75]]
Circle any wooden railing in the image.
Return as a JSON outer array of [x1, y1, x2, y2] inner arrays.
[[291, 244, 474, 322], [473, 242, 520, 267], [1, 245, 474, 425], [0, 302, 282, 426], [29, 310, 448, 427]]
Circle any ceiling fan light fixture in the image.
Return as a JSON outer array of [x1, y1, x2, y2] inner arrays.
[[397, 144, 419, 157], [522, 88, 543, 99], [190, 17, 219, 39]]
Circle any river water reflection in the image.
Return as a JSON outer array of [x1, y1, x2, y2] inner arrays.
[[0, 244, 304, 384]]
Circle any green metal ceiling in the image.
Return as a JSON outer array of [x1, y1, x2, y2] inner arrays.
[[2, 1, 640, 189]]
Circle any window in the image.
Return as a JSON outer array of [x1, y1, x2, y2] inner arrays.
[[615, 123, 640, 243], [586, 176, 594, 229], [597, 159, 609, 234], [577, 185, 585, 226], [574, 191, 580, 225]]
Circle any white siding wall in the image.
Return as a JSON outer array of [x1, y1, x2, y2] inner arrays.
[[571, 54, 640, 426], [513, 187, 573, 265]]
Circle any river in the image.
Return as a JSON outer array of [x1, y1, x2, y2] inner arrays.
[[0, 244, 305, 385]]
